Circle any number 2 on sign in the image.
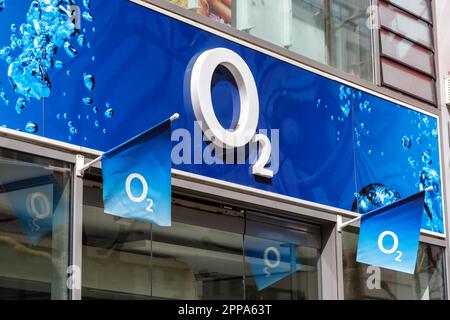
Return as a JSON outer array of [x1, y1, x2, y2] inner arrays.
[[146, 198, 154, 213]]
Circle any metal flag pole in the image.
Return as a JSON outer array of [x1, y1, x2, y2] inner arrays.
[[337, 186, 433, 233], [75, 113, 179, 177]]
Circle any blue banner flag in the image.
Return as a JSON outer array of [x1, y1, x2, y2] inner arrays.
[[245, 237, 301, 291], [101, 118, 173, 226], [356, 190, 426, 274]]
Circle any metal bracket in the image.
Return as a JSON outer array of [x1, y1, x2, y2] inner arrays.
[[76, 154, 102, 178], [75, 113, 179, 178], [337, 215, 361, 233], [75, 154, 85, 178]]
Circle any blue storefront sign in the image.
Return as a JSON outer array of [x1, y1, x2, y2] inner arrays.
[[0, 0, 444, 234], [357, 190, 426, 274]]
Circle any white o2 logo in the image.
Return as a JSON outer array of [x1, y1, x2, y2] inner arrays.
[[377, 231, 402, 262], [26, 192, 51, 220], [125, 173, 154, 213], [26, 192, 51, 232], [190, 48, 273, 178], [263, 246, 281, 277]]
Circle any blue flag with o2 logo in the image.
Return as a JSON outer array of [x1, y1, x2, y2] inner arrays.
[[357, 190, 426, 274], [101, 118, 172, 226], [245, 237, 301, 291]]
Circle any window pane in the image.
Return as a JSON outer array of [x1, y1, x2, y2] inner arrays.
[[379, 1, 432, 48], [381, 57, 435, 103], [342, 231, 446, 300], [165, 0, 374, 81], [380, 29, 434, 76], [0, 148, 71, 300], [291, 0, 327, 64], [329, 0, 374, 81], [244, 215, 320, 300], [82, 186, 245, 300], [151, 205, 245, 300], [386, 0, 431, 22], [82, 183, 152, 300]]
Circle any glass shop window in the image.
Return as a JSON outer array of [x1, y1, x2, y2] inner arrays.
[[244, 212, 321, 300], [151, 199, 245, 300], [82, 177, 153, 300], [342, 231, 446, 300], [166, 0, 374, 81], [82, 175, 322, 300], [82, 177, 245, 300], [0, 148, 72, 300]]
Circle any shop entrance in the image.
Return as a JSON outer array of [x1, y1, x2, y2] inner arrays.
[[82, 176, 322, 300]]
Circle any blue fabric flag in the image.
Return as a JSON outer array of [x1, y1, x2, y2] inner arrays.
[[356, 190, 426, 274], [102, 119, 172, 226], [245, 237, 301, 291]]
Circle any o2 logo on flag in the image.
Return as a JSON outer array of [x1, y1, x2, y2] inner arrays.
[[377, 231, 402, 262], [125, 173, 154, 213], [245, 237, 301, 291], [356, 191, 425, 274]]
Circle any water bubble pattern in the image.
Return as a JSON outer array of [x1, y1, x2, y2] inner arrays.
[[1, 0, 114, 138], [331, 85, 444, 232], [2, 0, 81, 102], [25, 121, 37, 133], [352, 184, 401, 214]]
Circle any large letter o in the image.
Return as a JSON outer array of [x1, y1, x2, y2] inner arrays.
[[125, 173, 148, 203], [264, 246, 281, 269], [377, 231, 399, 255], [27, 192, 51, 220], [190, 48, 259, 149]]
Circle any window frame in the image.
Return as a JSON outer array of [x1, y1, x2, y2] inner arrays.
[[0, 138, 76, 300]]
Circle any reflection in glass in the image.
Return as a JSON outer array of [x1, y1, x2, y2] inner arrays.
[[151, 211, 245, 300], [342, 231, 446, 300], [0, 148, 71, 300], [328, 0, 373, 81], [82, 183, 244, 300], [244, 215, 321, 300], [82, 183, 152, 300], [166, 0, 374, 81], [82, 180, 322, 300]]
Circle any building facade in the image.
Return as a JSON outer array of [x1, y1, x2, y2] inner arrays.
[[0, 0, 449, 300]]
